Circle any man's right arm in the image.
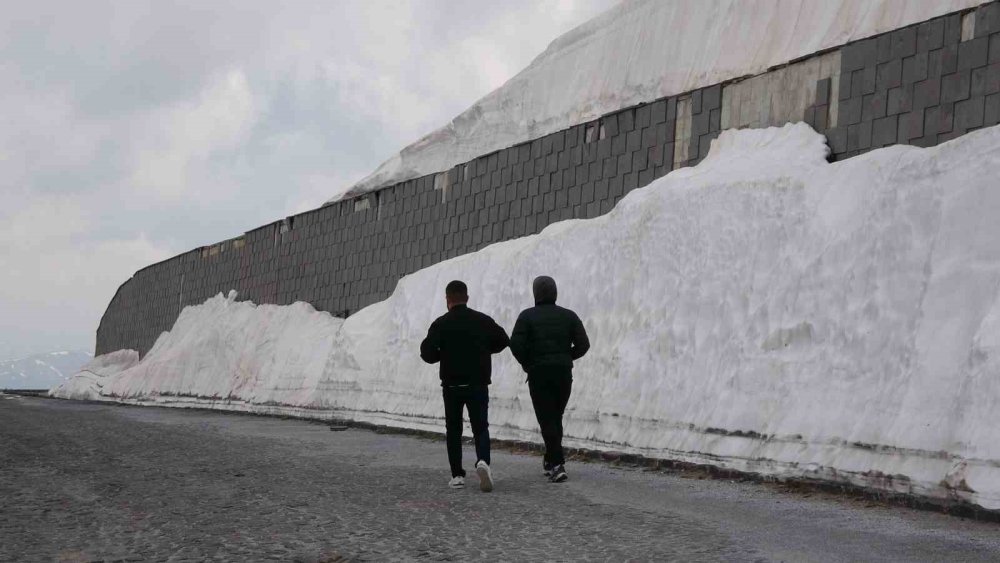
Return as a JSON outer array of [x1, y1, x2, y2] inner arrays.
[[420, 319, 441, 364]]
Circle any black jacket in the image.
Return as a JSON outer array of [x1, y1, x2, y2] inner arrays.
[[420, 304, 510, 386], [510, 302, 590, 376]]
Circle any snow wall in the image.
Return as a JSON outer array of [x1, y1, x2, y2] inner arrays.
[[337, 0, 982, 199], [57, 124, 1000, 511], [97, 1, 1000, 359]]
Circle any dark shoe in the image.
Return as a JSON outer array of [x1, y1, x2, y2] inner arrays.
[[549, 464, 568, 483], [543, 462, 554, 477]]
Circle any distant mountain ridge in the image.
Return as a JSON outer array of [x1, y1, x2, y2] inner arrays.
[[1, 350, 93, 390]]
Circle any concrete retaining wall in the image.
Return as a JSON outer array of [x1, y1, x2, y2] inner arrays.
[[97, 1, 1000, 356]]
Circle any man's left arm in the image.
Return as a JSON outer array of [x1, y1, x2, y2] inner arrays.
[[509, 313, 531, 368], [569, 312, 590, 360], [420, 320, 442, 364], [488, 317, 510, 354]]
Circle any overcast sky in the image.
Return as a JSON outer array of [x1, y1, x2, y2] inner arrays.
[[0, 0, 618, 360]]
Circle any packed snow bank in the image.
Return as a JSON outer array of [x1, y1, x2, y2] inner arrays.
[[336, 0, 981, 200], [51, 350, 138, 400], [57, 123, 1000, 510], [58, 291, 344, 406]]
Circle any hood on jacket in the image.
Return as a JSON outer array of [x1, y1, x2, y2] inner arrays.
[[532, 276, 557, 305]]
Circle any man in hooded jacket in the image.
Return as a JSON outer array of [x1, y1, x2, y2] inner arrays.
[[509, 276, 590, 482]]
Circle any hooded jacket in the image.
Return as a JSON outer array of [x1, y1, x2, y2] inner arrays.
[[509, 276, 590, 376], [420, 304, 510, 386]]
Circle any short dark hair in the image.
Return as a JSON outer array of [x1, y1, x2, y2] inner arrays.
[[445, 280, 468, 299]]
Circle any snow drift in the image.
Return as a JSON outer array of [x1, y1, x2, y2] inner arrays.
[[336, 0, 982, 200], [57, 123, 1000, 510], [54, 350, 138, 400]]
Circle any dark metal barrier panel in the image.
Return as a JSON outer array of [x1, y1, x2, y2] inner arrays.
[[97, 2, 1000, 357]]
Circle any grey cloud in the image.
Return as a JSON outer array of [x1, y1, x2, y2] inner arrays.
[[0, 0, 619, 360]]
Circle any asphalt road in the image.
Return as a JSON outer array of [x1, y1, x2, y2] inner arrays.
[[2, 394, 1000, 562]]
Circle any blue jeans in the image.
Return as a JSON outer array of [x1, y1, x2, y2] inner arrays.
[[442, 384, 490, 477]]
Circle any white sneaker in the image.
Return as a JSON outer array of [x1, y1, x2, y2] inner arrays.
[[449, 475, 465, 488], [475, 460, 494, 492]]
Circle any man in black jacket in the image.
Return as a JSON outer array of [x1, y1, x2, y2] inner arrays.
[[510, 276, 590, 483], [420, 280, 509, 492]]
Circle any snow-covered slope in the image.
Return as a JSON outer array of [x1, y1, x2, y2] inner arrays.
[[336, 0, 982, 200], [52, 350, 139, 400], [0, 350, 93, 389], [57, 123, 1000, 510]]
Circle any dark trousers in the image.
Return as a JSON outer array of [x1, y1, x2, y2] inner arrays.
[[442, 384, 490, 477], [528, 367, 573, 466]]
